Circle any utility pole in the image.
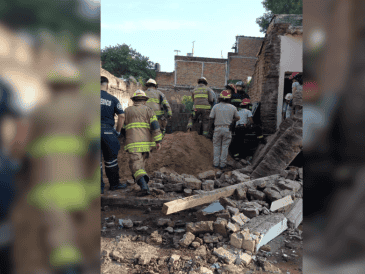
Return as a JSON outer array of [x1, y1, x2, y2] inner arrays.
[[174, 50, 180, 55], [192, 41, 195, 56]]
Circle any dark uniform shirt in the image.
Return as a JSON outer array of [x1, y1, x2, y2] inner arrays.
[[101, 90, 124, 127]]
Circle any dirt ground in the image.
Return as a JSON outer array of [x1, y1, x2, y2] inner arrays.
[[101, 207, 303, 274]]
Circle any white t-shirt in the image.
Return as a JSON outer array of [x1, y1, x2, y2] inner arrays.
[[236, 109, 252, 126]]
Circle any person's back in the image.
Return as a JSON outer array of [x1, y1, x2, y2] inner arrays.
[[211, 102, 238, 126]]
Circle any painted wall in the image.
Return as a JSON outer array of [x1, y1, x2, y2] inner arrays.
[[276, 35, 303, 128]]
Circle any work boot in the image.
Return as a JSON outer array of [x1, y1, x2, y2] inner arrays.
[[109, 182, 127, 191], [137, 176, 150, 196]]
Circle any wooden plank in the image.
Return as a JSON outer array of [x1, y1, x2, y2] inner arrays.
[[162, 175, 280, 215]]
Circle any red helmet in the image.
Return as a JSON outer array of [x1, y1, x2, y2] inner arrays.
[[219, 90, 231, 99], [289, 72, 300, 80], [225, 83, 237, 93], [240, 98, 251, 105]]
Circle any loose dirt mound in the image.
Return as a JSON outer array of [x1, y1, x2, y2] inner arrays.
[[112, 131, 232, 182]]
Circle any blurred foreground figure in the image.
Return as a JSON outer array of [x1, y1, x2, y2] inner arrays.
[[12, 54, 99, 274], [304, 0, 365, 272]]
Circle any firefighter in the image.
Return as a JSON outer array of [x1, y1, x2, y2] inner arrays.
[[191, 77, 214, 138], [101, 76, 127, 195], [144, 79, 172, 138], [231, 98, 265, 159], [232, 81, 250, 111], [209, 90, 240, 169], [124, 90, 163, 196], [12, 58, 99, 274]]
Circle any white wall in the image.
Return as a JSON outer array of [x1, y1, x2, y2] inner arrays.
[[276, 35, 303, 128]]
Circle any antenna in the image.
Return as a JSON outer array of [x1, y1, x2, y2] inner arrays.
[[192, 41, 195, 56], [174, 50, 181, 55]]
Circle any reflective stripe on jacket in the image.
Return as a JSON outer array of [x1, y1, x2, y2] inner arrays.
[[145, 87, 172, 117], [192, 84, 213, 110], [124, 103, 162, 153]]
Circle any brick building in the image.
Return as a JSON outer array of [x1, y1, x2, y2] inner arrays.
[[248, 14, 303, 134], [227, 36, 264, 83]]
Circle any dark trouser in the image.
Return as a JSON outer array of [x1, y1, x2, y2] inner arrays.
[[101, 126, 120, 190], [158, 116, 168, 137], [231, 124, 263, 157], [195, 109, 211, 137]]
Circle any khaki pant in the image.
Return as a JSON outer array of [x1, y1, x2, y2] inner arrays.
[[195, 109, 210, 136], [129, 152, 150, 183], [213, 127, 232, 167]]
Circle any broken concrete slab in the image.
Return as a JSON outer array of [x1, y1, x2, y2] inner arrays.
[[284, 198, 302, 229], [186, 221, 214, 234], [270, 195, 294, 212], [162, 175, 279, 215], [242, 214, 288, 252], [198, 170, 216, 180], [212, 247, 237, 264]]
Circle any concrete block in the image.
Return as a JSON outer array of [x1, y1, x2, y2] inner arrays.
[[212, 247, 236, 264], [284, 198, 302, 229], [214, 217, 228, 236], [186, 221, 214, 234], [202, 180, 215, 191], [270, 195, 294, 212], [198, 170, 216, 180], [226, 222, 240, 233], [230, 232, 243, 249], [235, 252, 252, 266], [184, 178, 202, 190], [235, 187, 247, 199], [263, 187, 283, 201]]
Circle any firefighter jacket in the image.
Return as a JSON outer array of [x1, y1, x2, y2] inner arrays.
[[231, 92, 250, 110], [192, 84, 214, 110], [124, 102, 163, 153], [145, 87, 172, 118]]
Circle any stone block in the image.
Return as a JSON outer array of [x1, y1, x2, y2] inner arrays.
[[216, 211, 231, 221], [226, 206, 240, 216], [253, 178, 266, 188], [164, 183, 183, 192], [226, 222, 240, 233], [235, 187, 247, 199], [231, 213, 250, 227], [284, 198, 302, 229], [270, 195, 294, 212], [241, 207, 259, 218], [149, 182, 164, 189], [169, 254, 180, 265], [179, 232, 195, 247], [202, 180, 215, 191], [220, 197, 238, 208], [157, 218, 171, 227], [235, 252, 252, 266], [212, 247, 237, 264], [247, 188, 266, 201], [198, 170, 216, 180], [195, 245, 207, 257], [146, 231, 162, 245], [184, 188, 192, 196], [231, 170, 250, 183], [122, 219, 133, 228], [186, 221, 214, 234], [230, 232, 243, 249], [203, 234, 219, 243], [191, 241, 201, 248], [184, 178, 202, 190], [214, 217, 228, 236], [263, 187, 282, 201]]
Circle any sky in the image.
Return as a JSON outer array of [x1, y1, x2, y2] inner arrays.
[[101, 0, 266, 72]]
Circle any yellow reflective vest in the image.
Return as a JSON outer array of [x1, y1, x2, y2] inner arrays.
[[145, 87, 172, 118], [192, 84, 214, 110]]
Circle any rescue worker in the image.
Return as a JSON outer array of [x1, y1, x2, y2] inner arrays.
[[282, 93, 293, 120], [124, 90, 163, 196], [290, 73, 303, 116], [12, 58, 99, 274], [192, 77, 214, 137], [231, 81, 249, 111], [101, 76, 126, 194], [231, 98, 266, 159], [209, 90, 240, 169], [144, 79, 172, 138]]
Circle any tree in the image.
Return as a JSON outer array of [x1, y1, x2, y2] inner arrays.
[[256, 0, 302, 33], [101, 44, 156, 84]]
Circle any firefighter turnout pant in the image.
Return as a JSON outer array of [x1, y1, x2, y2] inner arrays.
[[158, 116, 168, 137], [101, 127, 121, 190], [213, 126, 232, 168], [129, 152, 150, 183], [195, 108, 210, 137]]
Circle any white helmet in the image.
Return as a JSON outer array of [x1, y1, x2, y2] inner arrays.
[[285, 93, 293, 100], [146, 79, 157, 85]]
